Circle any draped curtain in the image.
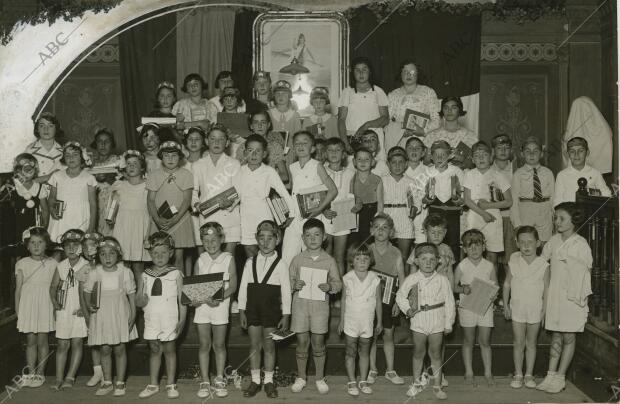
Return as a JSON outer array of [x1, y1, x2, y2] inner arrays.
[[119, 14, 176, 149], [176, 8, 236, 98], [231, 9, 260, 102]]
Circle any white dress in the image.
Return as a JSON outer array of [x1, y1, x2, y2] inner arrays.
[[111, 180, 150, 261], [320, 165, 355, 236], [55, 257, 89, 338], [508, 252, 548, 323], [47, 169, 96, 243]]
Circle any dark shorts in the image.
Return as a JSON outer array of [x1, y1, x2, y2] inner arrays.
[[245, 284, 282, 328], [381, 302, 398, 329]]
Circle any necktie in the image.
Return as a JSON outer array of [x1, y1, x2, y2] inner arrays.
[[533, 167, 543, 200], [67, 267, 75, 287]]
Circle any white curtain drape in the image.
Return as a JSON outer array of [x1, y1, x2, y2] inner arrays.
[[176, 8, 236, 98], [459, 92, 480, 136]]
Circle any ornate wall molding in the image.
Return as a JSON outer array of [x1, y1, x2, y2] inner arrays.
[[481, 42, 557, 62], [86, 44, 119, 63]]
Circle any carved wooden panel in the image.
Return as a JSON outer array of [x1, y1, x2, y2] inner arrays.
[[480, 65, 563, 172]]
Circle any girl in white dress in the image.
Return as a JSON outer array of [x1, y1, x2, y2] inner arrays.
[[502, 226, 549, 390], [47, 142, 97, 243], [111, 151, 150, 290], [84, 237, 137, 397], [173, 73, 210, 131], [536, 203, 592, 394], [15, 227, 56, 388], [338, 244, 382, 396], [50, 229, 89, 390]]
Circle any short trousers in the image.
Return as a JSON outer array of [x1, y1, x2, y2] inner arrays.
[[344, 311, 374, 339], [510, 300, 543, 324], [380, 302, 398, 329], [458, 306, 494, 328], [290, 297, 330, 334], [193, 299, 230, 325], [144, 307, 179, 341], [410, 310, 447, 335]]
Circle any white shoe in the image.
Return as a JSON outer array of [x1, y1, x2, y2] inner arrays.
[[367, 370, 378, 384], [214, 376, 228, 398], [86, 372, 103, 387], [231, 301, 239, 314], [166, 384, 180, 399], [510, 375, 523, 389], [113, 382, 126, 396], [358, 380, 372, 394], [524, 375, 537, 389], [95, 382, 113, 396], [29, 375, 45, 388], [315, 378, 329, 394], [441, 374, 449, 387], [545, 375, 566, 394], [197, 382, 211, 399], [138, 384, 160, 398], [385, 370, 405, 385], [406, 383, 423, 398], [20, 374, 32, 388], [433, 386, 448, 400], [291, 377, 306, 393], [536, 371, 556, 391], [347, 381, 359, 396]]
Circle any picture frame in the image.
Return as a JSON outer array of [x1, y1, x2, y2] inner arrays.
[[253, 11, 349, 118]]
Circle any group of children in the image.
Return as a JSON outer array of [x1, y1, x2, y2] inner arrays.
[[9, 71, 612, 400]]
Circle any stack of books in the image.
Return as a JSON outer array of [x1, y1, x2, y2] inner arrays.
[[266, 189, 290, 225], [198, 187, 239, 218]]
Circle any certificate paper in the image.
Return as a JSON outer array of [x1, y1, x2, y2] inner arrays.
[[298, 266, 328, 301], [459, 278, 498, 316]]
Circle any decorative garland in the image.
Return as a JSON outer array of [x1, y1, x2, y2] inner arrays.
[[1, 0, 566, 45]]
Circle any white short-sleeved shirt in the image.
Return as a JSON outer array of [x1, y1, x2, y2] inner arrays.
[[338, 86, 388, 134], [553, 164, 611, 206]]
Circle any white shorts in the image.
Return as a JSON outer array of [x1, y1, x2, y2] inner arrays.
[[510, 299, 543, 324], [193, 299, 230, 325], [343, 311, 374, 339], [144, 306, 179, 341], [467, 209, 503, 253], [409, 310, 446, 335], [458, 306, 494, 328]]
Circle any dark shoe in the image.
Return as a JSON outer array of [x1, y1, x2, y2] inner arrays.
[[244, 382, 261, 398], [264, 382, 278, 398]]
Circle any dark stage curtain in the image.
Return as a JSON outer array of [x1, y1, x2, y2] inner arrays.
[[231, 9, 260, 102], [119, 15, 177, 149], [349, 9, 481, 98]]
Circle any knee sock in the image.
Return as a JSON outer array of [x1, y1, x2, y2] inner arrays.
[[93, 365, 103, 375], [251, 369, 261, 384], [264, 371, 274, 384]]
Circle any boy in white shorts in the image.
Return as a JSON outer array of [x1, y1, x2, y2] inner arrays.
[[136, 232, 187, 399], [396, 243, 455, 400], [454, 229, 498, 387]]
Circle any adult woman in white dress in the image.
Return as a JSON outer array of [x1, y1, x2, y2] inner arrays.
[[385, 61, 441, 151]]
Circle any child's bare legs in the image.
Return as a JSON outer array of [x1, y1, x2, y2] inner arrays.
[[243, 244, 258, 259], [370, 326, 395, 373], [113, 343, 127, 382], [36, 333, 49, 376], [311, 333, 326, 379], [428, 333, 444, 387], [358, 337, 372, 381], [326, 235, 348, 277], [478, 326, 493, 378], [55, 339, 70, 385], [262, 327, 277, 372], [344, 335, 358, 382], [461, 327, 476, 377], [550, 332, 576, 377], [411, 332, 427, 383], [147, 340, 162, 385], [295, 332, 310, 379], [524, 323, 540, 376], [65, 338, 83, 381], [197, 324, 212, 382], [212, 325, 227, 377], [162, 341, 177, 384], [24, 333, 37, 376], [100, 345, 113, 382], [396, 239, 413, 264], [247, 325, 263, 374], [512, 321, 526, 376]]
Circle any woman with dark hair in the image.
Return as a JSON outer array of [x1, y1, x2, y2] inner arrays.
[[172, 73, 210, 130], [337, 57, 389, 156], [90, 128, 120, 236], [147, 81, 177, 117], [25, 112, 65, 181], [206, 71, 247, 123], [385, 60, 440, 151], [424, 96, 478, 152]]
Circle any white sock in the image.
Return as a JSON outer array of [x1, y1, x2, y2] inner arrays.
[[93, 365, 103, 375], [264, 371, 274, 384], [251, 369, 261, 384]]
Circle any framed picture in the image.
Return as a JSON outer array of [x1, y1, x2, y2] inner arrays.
[[253, 11, 349, 117]]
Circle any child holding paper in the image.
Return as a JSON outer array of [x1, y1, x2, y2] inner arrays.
[[289, 219, 342, 394], [238, 221, 291, 399], [193, 222, 237, 399], [282, 131, 337, 264], [135, 232, 186, 399], [454, 229, 498, 387], [302, 87, 338, 139], [269, 80, 302, 167], [338, 243, 382, 396], [396, 243, 455, 400]]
